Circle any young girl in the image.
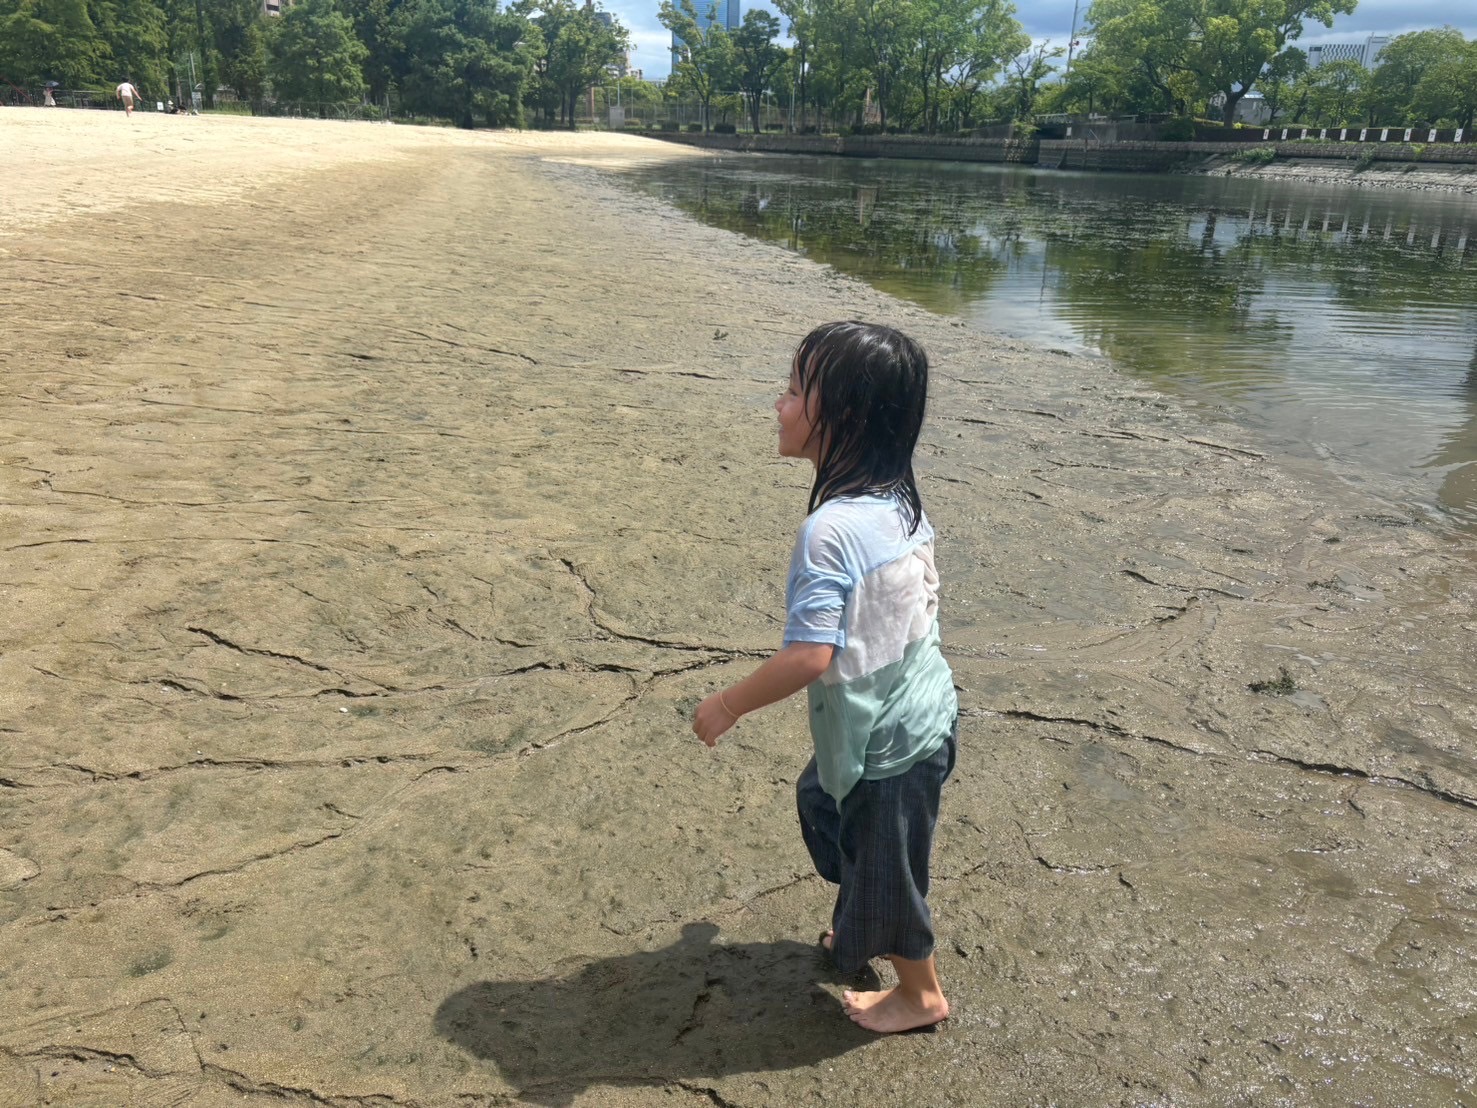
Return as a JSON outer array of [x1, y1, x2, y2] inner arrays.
[[693, 320, 958, 1034]]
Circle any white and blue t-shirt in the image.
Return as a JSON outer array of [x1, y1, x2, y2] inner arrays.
[[784, 493, 958, 803]]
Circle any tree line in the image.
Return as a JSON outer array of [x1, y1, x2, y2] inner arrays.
[[3, 0, 1474, 133], [1249, 29, 1477, 131], [660, 0, 1033, 133], [660, 0, 1475, 135], [0, 0, 627, 127], [1064, 1, 1477, 132]]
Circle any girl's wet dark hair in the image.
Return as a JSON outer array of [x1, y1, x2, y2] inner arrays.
[[794, 320, 928, 534]]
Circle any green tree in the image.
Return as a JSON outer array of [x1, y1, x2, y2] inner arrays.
[[732, 7, 785, 132], [524, 0, 625, 127], [211, 0, 267, 100], [1057, 46, 1134, 115], [710, 88, 740, 124], [1001, 39, 1061, 119], [0, 0, 105, 88], [523, 0, 572, 123], [773, 0, 814, 128], [1056, 47, 1131, 114], [1076, 0, 1190, 114], [934, 0, 1026, 131], [1083, 0, 1357, 120], [659, 0, 734, 131], [612, 71, 659, 119], [401, 0, 533, 127], [851, 0, 912, 127], [1364, 27, 1464, 126], [1256, 46, 1306, 122], [90, 0, 169, 94], [807, 0, 867, 127], [730, 0, 1025, 131], [1412, 35, 1477, 130], [269, 0, 367, 108], [338, 0, 401, 103], [1300, 56, 1365, 125]]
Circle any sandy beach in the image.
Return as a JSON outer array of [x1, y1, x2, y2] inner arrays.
[[2, 110, 1475, 1106]]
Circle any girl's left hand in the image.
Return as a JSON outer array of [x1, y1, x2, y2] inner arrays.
[[693, 693, 738, 748]]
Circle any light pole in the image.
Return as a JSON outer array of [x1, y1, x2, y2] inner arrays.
[[1066, 0, 1082, 77]]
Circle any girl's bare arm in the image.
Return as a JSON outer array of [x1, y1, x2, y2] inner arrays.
[[693, 641, 835, 747]]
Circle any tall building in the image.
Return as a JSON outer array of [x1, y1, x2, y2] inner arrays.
[[1306, 33, 1391, 70], [671, 0, 741, 66], [585, 0, 613, 29]]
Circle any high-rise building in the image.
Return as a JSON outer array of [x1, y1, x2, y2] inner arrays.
[[671, 0, 741, 66], [1306, 33, 1392, 70], [585, 0, 614, 29], [582, 0, 634, 75]]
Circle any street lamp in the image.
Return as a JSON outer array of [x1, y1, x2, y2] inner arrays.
[[1066, 0, 1082, 77]]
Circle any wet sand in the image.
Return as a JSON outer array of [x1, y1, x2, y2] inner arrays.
[[2, 111, 1476, 1106]]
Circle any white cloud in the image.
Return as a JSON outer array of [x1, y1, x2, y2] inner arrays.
[[624, 26, 676, 78], [601, 2, 677, 79]]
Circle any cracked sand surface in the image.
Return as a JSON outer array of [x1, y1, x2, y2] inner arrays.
[[2, 114, 1476, 1105]]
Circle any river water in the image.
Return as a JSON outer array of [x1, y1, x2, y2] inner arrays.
[[614, 155, 1477, 531]]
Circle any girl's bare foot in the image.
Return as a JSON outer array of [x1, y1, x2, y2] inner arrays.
[[820, 929, 834, 952], [841, 985, 949, 1033], [841, 951, 948, 1033]]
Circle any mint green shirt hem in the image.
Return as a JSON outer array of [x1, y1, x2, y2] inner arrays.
[[806, 621, 958, 804]]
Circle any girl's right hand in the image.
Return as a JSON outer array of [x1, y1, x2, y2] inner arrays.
[[692, 692, 738, 747]]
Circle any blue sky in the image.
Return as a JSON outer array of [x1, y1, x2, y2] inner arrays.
[[611, 0, 1477, 81]]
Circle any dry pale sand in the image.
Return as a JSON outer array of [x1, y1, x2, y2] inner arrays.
[[2, 110, 1476, 1106]]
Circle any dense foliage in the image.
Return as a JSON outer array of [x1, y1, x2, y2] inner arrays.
[[1, 0, 163, 92], [1363, 28, 1477, 130], [0, 0, 621, 128], [1070, 0, 1357, 121], [1056, 3, 1477, 131], [661, 0, 1029, 132], [1, 0, 1474, 134], [527, 0, 626, 126], [269, 0, 365, 105], [1217, 27, 1477, 130], [659, 0, 1474, 133]]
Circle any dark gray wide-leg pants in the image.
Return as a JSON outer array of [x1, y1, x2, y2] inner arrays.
[[795, 727, 957, 975]]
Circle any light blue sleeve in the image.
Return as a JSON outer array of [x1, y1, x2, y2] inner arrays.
[[783, 517, 852, 648]]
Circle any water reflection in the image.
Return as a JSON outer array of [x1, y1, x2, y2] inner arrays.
[[1425, 347, 1477, 522], [618, 157, 1477, 529]]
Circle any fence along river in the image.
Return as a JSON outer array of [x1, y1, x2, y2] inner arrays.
[[614, 154, 1477, 532]]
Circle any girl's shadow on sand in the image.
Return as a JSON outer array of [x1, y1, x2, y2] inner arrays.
[[434, 922, 880, 1105]]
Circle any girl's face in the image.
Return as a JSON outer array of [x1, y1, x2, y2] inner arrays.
[[776, 362, 821, 465]]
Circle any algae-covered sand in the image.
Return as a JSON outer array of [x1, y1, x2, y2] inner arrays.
[[2, 112, 1475, 1106]]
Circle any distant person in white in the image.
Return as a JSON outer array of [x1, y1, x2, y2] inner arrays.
[[116, 80, 141, 117]]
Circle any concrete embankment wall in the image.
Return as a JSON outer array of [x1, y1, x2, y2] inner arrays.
[[651, 132, 1477, 189], [1041, 139, 1477, 172], [649, 131, 1038, 164]]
